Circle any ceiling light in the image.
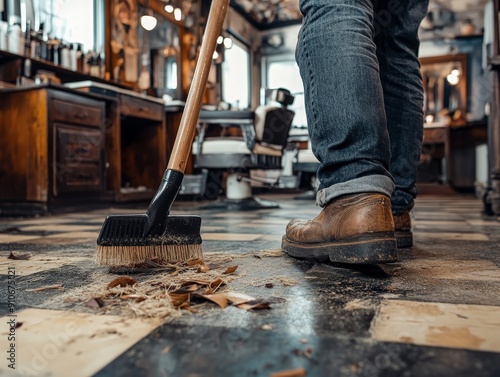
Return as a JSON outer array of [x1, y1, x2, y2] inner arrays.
[[213, 51, 219, 60], [217, 36, 224, 44], [174, 7, 182, 21], [141, 14, 157, 31], [264, 33, 284, 49], [165, 5, 174, 13], [447, 73, 459, 85], [223, 37, 232, 49]]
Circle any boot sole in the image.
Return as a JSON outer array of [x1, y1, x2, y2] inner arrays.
[[395, 231, 413, 248], [282, 232, 397, 264]]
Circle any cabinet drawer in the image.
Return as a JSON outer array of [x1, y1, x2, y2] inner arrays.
[[119, 95, 163, 121], [55, 125, 102, 164], [52, 99, 103, 127], [53, 125, 103, 196], [55, 163, 102, 195]]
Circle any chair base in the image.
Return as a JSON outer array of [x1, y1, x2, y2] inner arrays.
[[201, 196, 280, 211]]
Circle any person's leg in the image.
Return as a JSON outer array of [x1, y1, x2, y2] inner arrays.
[[373, 0, 429, 247], [282, 0, 396, 263], [297, 0, 394, 203]]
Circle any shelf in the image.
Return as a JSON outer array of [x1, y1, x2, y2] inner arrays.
[[65, 80, 164, 104], [0, 49, 133, 90]]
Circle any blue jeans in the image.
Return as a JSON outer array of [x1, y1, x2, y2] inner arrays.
[[296, 0, 429, 214]]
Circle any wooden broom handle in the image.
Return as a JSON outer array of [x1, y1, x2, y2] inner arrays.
[[168, 0, 230, 172]]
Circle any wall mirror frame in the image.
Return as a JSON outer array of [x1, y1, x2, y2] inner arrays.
[[138, 4, 183, 100], [420, 53, 468, 127], [106, 0, 183, 98], [107, 0, 139, 85]]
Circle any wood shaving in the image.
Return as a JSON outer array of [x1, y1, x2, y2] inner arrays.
[[26, 284, 64, 292], [55, 258, 242, 320], [248, 249, 285, 258], [270, 368, 306, 377]]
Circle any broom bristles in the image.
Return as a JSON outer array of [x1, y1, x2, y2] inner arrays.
[[95, 243, 203, 266]]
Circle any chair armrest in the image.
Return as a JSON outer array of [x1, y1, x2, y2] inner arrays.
[[240, 123, 256, 151]]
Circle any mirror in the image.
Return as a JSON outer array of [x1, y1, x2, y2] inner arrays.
[[110, 0, 139, 83], [136, 5, 181, 99], [420, 53, 467, 126], [149, 16, 180, 99]]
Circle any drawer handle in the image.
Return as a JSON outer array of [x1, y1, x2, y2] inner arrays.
[[138, 107, 150, 112], [75, 113, 89, 119]]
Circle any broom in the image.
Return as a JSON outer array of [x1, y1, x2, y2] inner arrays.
[[95, 0, 230, 267]]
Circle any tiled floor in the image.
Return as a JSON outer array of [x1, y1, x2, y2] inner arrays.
[[0, 189, 500, 376]]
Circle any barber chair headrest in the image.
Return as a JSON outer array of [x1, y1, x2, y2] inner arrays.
[[269, 88, 295, 108]]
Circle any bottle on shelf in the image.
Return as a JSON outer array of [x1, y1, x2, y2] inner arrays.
[[7, 22, 24, 55], [30, 27, 39, 59], [52, 38, 61, 66], [23, 58, 31, 78], [38, 23, 48, 60], [96, 52, 105, 78], [138, 53, 151, 91], [60, 41, 70, 69], [84, 50, 93, 75], [76, 44, 84, 73], [69, 43, 77, 71], [15, 58, 32, 86], [46, 38, 53, 62], [89, 52, 101, 77], [24, 20, 31, 57]]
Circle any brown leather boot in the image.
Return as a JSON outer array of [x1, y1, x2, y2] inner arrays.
[[394, 210, 413, 248], [282, 193, 397, 264]]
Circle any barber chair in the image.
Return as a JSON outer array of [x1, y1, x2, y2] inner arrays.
[[192, 88, 295, 210]]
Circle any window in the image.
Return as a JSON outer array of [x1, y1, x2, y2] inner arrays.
[[222, 37, 250, 109], [29, 0, 103, 52], [266, 59, 306, 128]]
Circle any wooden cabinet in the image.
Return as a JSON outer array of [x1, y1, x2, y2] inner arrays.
[[105, 93, 167, 202], [0, 87, 106, 214], [58, 82, 169, 203], [420, 123, 487, 190], [0, 84, 169, 213]]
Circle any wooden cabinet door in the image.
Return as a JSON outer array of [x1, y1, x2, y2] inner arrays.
[[53, 125, 103, 196]]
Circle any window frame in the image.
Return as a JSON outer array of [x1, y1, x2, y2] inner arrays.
[[263, 54, 307, 128], [221, 32, 251, 109]]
